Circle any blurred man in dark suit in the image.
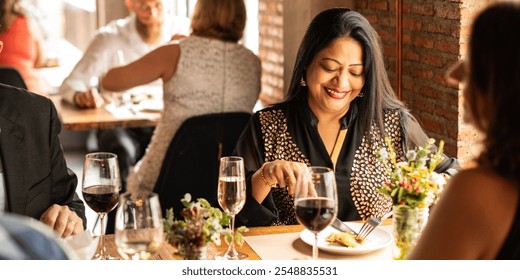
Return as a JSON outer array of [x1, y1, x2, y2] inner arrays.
[[0, 39, 86, 238]]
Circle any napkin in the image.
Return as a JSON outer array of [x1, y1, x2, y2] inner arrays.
[[63, 231, 99, 260]]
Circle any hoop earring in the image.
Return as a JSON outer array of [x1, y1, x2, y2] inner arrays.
[[300, 77, 307, 87], [358, 92, 365, 98]]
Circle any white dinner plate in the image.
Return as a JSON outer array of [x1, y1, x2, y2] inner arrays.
[[300, 222, 392, 255]]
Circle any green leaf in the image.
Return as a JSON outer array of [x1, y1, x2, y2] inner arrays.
[[397, 187, 405, 203], [224, 232, 233, 245]]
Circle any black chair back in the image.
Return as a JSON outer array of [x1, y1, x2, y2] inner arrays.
[[0, 67, 28, 90], [153, 112, 252, 218]]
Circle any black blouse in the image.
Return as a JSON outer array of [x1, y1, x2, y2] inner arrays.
[[235, 98, 457, 227]]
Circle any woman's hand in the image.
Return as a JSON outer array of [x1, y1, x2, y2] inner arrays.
[[252, 160, 306, 204], [258, 160, 309, 195]]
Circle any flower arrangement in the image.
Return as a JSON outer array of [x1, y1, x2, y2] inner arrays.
[[377, 137, 446, 209], [163, 193, 248, 259], [376, 137, 447, 260]]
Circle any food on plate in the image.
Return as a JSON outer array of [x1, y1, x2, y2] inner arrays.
[[130, 92, 150, 104], [326, 231, 363, 248]]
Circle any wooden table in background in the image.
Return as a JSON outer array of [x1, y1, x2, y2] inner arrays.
[[104, 224, 304, 260], [50, 95, 160, 131]]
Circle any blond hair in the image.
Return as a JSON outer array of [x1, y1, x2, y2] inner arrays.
[[190, 0, 246, 42]]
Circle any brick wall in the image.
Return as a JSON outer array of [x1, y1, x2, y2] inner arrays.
[[353, 0, 494, 164], [457, 0, 487, 165], [354, 0, 462, 158]]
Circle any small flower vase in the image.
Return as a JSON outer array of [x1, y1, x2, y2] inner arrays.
[[392, 205, 429, 260], [181, 242, 207, 260]]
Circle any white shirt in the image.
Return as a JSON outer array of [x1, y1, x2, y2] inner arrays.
[[59, 13, 190, 104]]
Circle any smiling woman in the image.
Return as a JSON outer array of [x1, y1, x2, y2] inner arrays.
[[305, 36, 365, 132], [234, 8, 460, 228]]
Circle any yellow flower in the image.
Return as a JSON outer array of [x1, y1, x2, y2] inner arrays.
[[377, 137, 445, 209]]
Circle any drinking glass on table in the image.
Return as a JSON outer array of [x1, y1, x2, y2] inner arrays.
[[294, 166, 338, 260], [215, 156, 248, 260], [82, 152, 121, 260], [115, 191, 164, 260]]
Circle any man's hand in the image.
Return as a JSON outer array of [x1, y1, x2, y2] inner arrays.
[[40, 204, 84, 238], [74, 87, 105, 109]]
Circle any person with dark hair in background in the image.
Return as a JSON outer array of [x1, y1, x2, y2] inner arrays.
[[0, 39, 86, 238], [409, 1, 520, 260], [234, 8, 458, 227]]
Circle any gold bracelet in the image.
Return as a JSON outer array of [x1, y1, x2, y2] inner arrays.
[[260, 162, 276, 188]]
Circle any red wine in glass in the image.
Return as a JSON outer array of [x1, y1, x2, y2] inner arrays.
[[295, 197, 336, 232], [82, 184, 119, 213], [82, 152, 121, 260], [294, 166, 337, 260]]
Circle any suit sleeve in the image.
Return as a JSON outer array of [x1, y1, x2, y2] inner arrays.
[[47, 99, 87, 227]]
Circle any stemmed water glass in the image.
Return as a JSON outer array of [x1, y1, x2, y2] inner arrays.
[[115, 191, 164, 260], [81, 152, 121, 260], [294, 166, 338, 260], [215, 156, 248, 260]]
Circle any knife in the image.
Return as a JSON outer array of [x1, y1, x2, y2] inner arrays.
[[331, 218, 357, 235]]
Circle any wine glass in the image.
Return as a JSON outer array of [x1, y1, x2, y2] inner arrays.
[[115, 191, 164, 260], [81, 152, 121, 260], [215, 156, 248, 260], [294, 166, 338, 260]]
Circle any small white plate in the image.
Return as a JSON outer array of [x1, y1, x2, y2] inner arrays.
[[300, 222, 392, 255]]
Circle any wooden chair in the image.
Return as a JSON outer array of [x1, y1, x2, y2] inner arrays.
[[153, 112, 252, 218]]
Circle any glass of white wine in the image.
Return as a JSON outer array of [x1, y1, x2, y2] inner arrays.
[[115, 191, 164, 260], [215, 156, 247, 260]]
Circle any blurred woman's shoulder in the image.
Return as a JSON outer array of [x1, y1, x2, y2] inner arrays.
[[0, 213, 73, 260]]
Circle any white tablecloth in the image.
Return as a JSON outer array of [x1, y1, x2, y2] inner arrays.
[[244, 225, 393, 260]]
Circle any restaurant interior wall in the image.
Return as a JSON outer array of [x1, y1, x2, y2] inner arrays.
[[353, 0, 492, 165]]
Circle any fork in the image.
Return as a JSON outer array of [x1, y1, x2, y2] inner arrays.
[[355, 211, 393, 242], [355, 217, 381, 243]]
